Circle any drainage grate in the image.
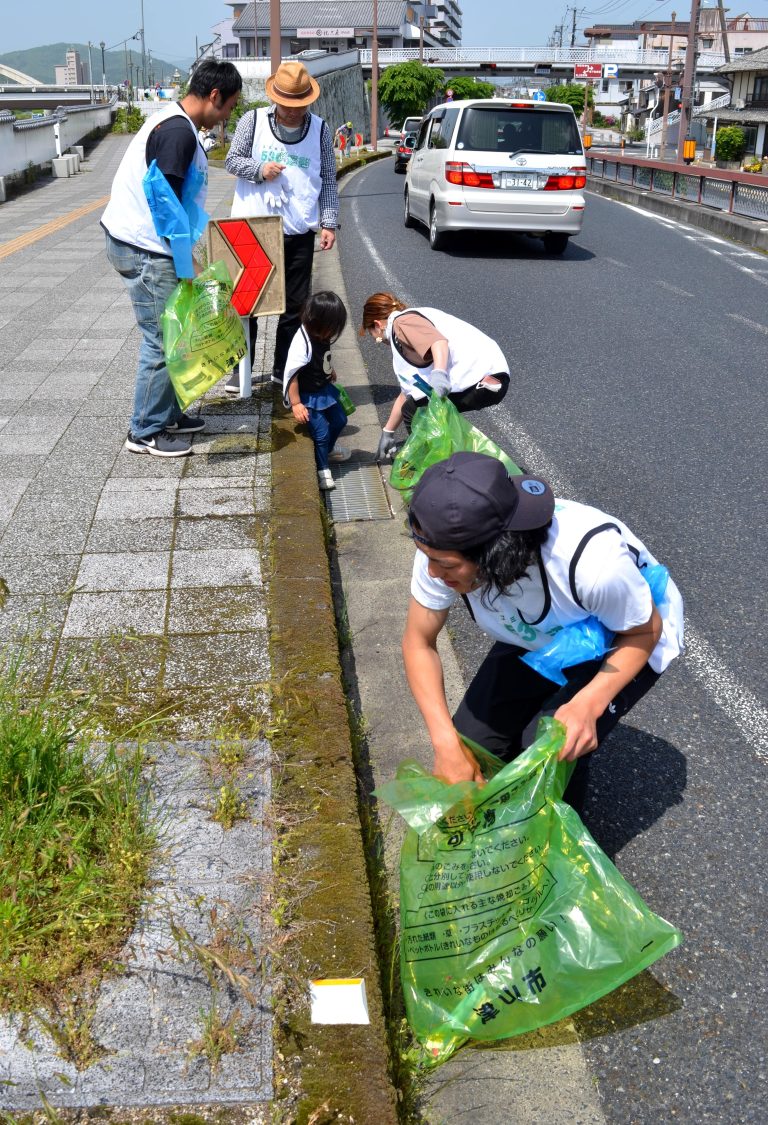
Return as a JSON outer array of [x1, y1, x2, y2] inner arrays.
[[327, 462, 393, 522]]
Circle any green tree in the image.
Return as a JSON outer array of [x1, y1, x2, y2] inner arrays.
[[714, 125, 746, 162], [378, 60, 445, 123], [442, 76, 496, 101], [543, 82, 594, 116]]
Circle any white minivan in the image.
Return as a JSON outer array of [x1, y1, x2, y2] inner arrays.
[[404, 98, 586, 253]]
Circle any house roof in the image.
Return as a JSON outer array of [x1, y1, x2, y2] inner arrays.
[[717, 44, 768, 73], [233, 1, 408, 34], [703, 107, 768, 123]]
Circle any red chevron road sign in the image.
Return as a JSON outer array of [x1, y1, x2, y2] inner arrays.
[[216, 219, 276, 316]]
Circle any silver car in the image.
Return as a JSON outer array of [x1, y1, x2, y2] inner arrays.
[[404, 98, 586, 253]]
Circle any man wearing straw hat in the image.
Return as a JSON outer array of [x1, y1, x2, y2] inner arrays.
[[224, 60, 339, 393]]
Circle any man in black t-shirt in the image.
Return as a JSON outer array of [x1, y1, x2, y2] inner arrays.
[[102, 60, 242, 457]]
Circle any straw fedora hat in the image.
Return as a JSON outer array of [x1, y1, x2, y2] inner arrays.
[[266, 61, 320, 108]]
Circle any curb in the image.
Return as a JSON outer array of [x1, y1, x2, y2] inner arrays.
[[268, 399, 399, 1123], [587, 175, 768, 252]]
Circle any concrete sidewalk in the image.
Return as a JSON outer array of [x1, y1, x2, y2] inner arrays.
[[0, 134, 394, 1122]]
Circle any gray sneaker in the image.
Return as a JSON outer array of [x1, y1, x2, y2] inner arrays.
[[125, 429, 192, 457]]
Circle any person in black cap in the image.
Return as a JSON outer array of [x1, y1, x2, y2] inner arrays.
[[402, 452, 684, 797]]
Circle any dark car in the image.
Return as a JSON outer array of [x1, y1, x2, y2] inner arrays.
[[394, 132, 417, 174]]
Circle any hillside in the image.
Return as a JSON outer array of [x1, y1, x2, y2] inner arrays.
[[0, 43, 191, 86]]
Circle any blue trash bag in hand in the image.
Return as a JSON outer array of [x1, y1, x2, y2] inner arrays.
[[143, 160, 210, 279], [520, 562, 671, 686]]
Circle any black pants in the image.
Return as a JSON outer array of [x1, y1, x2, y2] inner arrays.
[[248, 229, 316, 378], [452, 643, 661, 812], [401, 371, 510, 432]]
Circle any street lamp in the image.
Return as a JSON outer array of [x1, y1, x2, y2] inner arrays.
[[100, 41, 107, 100]]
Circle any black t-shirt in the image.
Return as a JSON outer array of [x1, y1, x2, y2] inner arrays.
[[297, 332, 333, 395], [145, 114, 200, 199]]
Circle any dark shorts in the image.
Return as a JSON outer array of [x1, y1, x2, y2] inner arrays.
[[452, 641, 661, 811]]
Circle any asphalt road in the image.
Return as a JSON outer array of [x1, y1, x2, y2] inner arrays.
[[338, 157, 768, 1123]]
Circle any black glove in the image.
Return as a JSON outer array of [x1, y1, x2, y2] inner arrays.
[[376, 429, 398, 461]]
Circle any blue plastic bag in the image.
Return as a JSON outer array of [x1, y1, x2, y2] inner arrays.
[[142, 160, 209, 278], [520, 563, 670, 685]]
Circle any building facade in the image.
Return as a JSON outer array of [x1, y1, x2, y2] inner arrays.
[[224, 1, 451, 59], [54, 49, 86, 86]]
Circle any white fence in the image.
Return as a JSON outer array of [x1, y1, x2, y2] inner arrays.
[[0, 98, 117, 183], [359, 47, 727, 69]]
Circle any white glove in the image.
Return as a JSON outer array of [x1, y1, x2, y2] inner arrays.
[[430, 368, 451, 397], [264, 185, 290, 211]]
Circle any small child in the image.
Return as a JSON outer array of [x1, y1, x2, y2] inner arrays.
[[283, 291, 351, 492]]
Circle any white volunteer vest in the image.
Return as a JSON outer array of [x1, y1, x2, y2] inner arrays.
[[101, 103, 208, 256], [386, 307, 508, 401], [231, 109, 323, 235], [414, 499, 685, 673]]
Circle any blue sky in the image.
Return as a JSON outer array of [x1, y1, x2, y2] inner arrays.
[[4, 1, 768, 57]]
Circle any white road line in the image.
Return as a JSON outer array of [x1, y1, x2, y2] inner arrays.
[[603, 256, 630, 268], [655, 280, 694, 297], [682, 626, 768, 759], [350, 196, 405, 292], [728, 312, 768, 335]]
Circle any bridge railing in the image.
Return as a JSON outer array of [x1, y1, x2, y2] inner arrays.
[[587, 152, 768, 222], [359, 47, 726, 68], [647, 92, 731, 138]]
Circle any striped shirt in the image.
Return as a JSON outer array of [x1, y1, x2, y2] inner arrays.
[[225, 106, 339, 230]]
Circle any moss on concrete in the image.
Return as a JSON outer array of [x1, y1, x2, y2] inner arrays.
[[268, 408, 399, 1123]]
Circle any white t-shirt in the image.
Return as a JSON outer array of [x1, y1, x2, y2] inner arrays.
[[410, 498, 684, 674]]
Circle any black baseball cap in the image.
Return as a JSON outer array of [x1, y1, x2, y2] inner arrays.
[[409, 452, 555, 551]]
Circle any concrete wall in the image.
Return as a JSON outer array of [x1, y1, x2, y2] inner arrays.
[[236, 52, 372, 142], [0, 100, 116, 182]]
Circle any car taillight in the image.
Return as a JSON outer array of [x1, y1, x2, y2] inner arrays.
[[543, 168, 587, 191], [398, 145, 407, 153], [445, 161, 495, 189]]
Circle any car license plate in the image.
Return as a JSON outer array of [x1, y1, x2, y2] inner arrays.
[[502, 172, 538, 189]]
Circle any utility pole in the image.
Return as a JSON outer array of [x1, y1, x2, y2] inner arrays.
[[140, 0, 146, 88], [677, 0, 701, 162], [270, 0, 281, 74], [716, 0, 730, 63], [371, 0, 379, 153], [570, 6, 578, 48], [661, 12, 677, 157], [419, 15, 425, 64], [100, 41, 106, 99]]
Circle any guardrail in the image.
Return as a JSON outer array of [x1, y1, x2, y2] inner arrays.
[[588, 152, 768, 222]]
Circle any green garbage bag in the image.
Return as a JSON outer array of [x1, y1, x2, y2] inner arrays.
[[389, 393, 522, 501], [336, 383, 356, 416], [162, 260, 247, 409], [375, 719, 682, 1067]]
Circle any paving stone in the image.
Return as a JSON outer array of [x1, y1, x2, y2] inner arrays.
[[63, 590, 167, 638], [0, 518, 90, 555], [170, 548, 261, 589], [0, 479, 31, 520], [75, 551, 171, 592], [164, 630, 270, 688], [85, 518, 175, 554], [182, 453, 258, 478], [177, 487, 255, 519], [174, 516, 260, 552], [0, 432, 61, 455], [54, 636, 167, 691], [0, 593, 70, 642], [168, 587, 267, 635], [95, 489, 176, 521], [0, 553, 81, 595]]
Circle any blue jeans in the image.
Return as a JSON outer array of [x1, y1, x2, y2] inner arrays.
[[104, 231, 182, 438], [306, 400, 347, 470]]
